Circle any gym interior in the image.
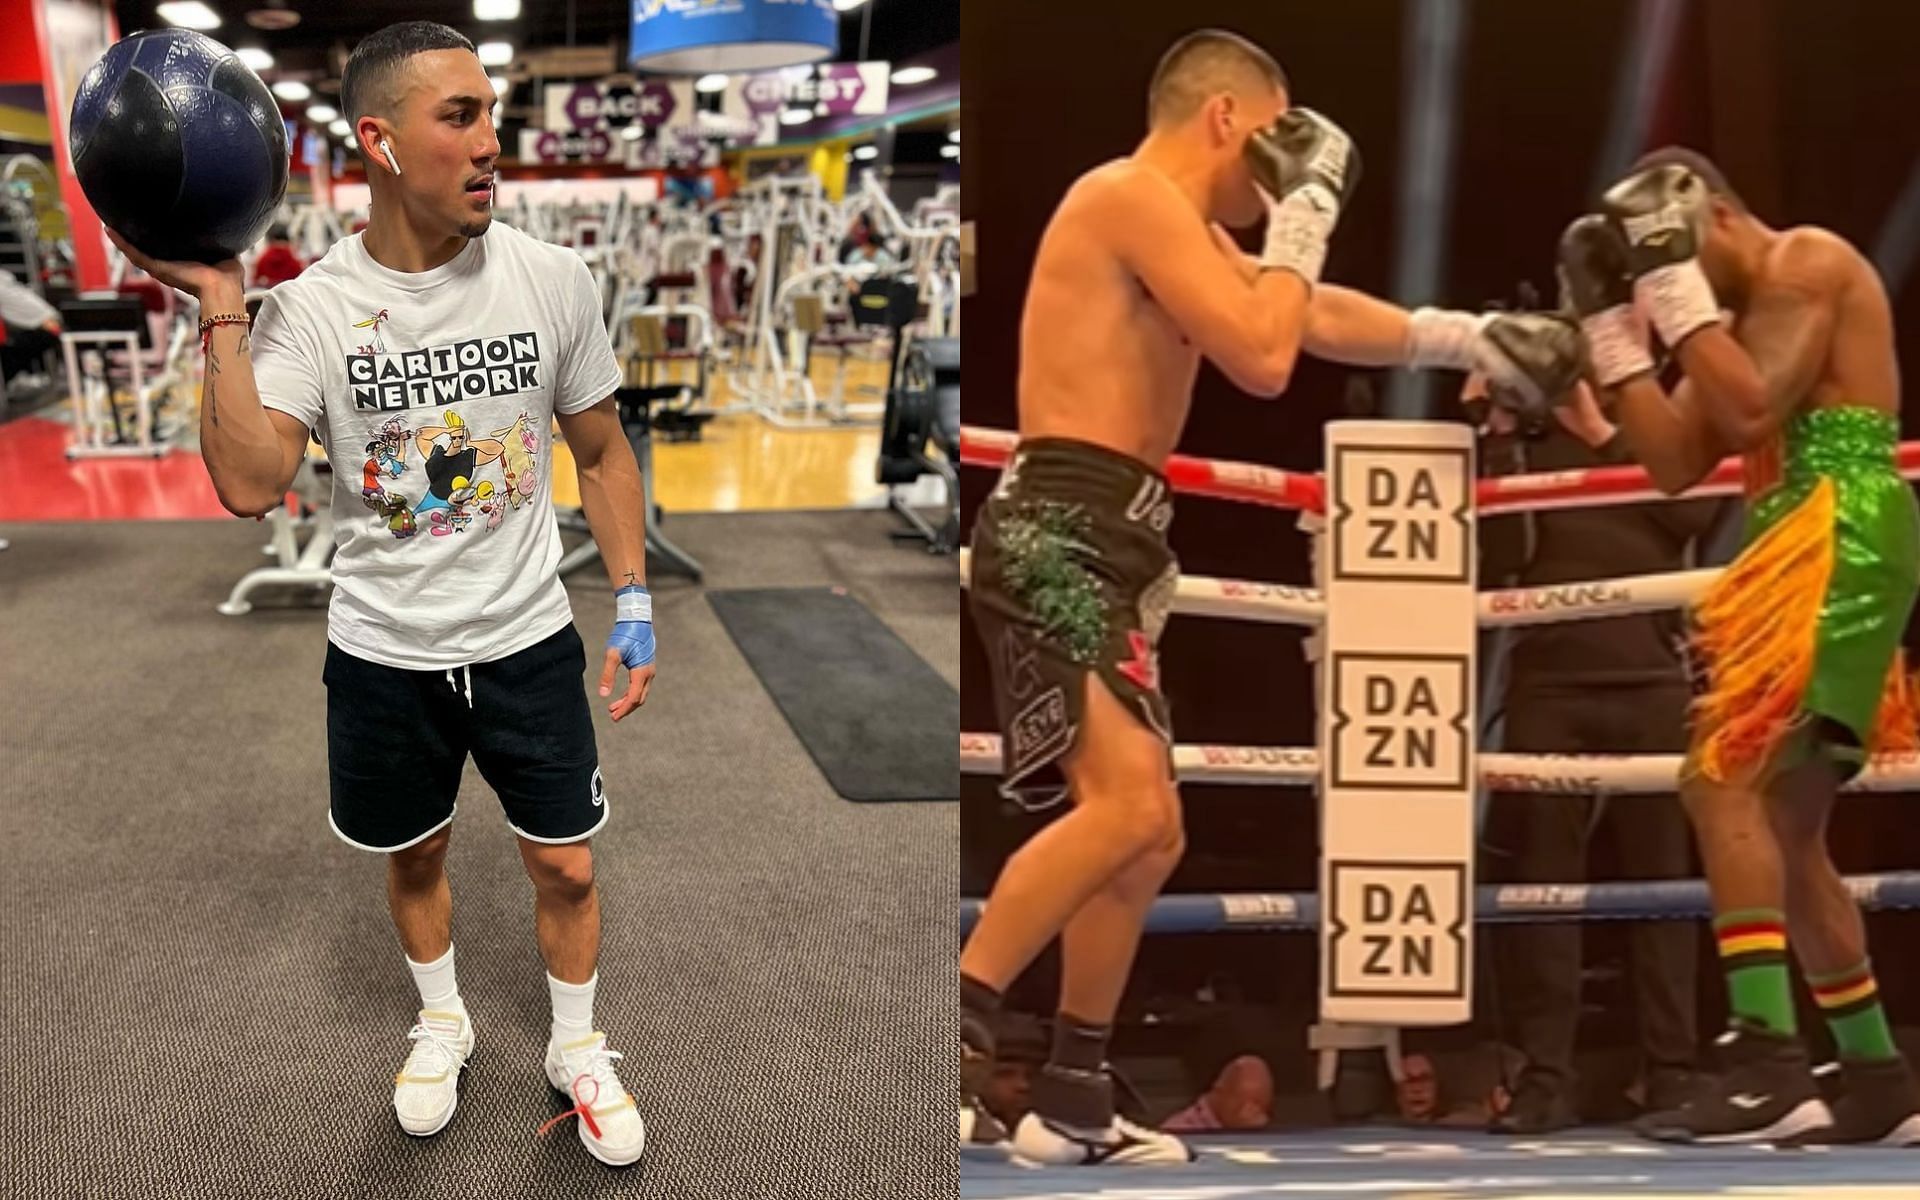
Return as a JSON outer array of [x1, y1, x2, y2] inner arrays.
[[0, 1, 957, 1196]]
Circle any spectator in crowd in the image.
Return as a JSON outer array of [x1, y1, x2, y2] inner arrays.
[[1397, 1046, 1525, 1128], [1164, 1055, 1275, 1132]]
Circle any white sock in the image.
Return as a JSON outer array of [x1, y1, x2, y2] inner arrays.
[[407, 945, 462, 1012], [549, 971, 596, 1044]]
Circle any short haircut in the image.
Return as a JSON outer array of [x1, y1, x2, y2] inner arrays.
[[1627, 145, 1747, 212], [1147, 29, 1288, 128], [341, 21, 476, 126]]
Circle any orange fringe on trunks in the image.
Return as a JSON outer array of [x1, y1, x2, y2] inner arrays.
[[1691, 475, 1920, 781]]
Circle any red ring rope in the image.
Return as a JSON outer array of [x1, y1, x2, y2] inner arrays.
[[959, 425, 1920, 517]]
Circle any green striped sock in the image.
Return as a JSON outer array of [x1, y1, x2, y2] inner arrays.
[[1808, 960, 1898, 1061], [1715, 908, 1795, 1035]]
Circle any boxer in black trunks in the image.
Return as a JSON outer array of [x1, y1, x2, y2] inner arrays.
[[961, 28, 1582, 1166]]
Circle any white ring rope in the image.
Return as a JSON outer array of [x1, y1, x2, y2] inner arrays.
[[958, 733, 1920, 795], [959, 548, 1717, 629]]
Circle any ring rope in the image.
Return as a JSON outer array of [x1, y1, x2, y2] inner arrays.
[[958, 733, 1920, 794], [959, 547, 1719, 628], [960, 872, 1920, 934], [959, 425, 1920, 517]]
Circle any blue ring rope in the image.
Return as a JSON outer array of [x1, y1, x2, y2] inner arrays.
[[960, 872, 1920, 935]]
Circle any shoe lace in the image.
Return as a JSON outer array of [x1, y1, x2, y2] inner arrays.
[[538, 1037, 629, 1140], [574, 1041, 626, 1097], [402, 1019, 462, 1079]]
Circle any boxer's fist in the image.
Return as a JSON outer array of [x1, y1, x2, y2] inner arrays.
[[1245, 108, 1361, 212], [1601, 164, 1709, 278], [1559, 214, 1655, 388], [1245, 108, 1360, 285], [1601, 164, 1721, 347], [1557, 215, 1633, 317], [1476, 310, 1585, 423]]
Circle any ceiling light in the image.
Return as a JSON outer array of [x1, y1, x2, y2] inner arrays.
[[156, 2, 220, 30], [948, 128, 959, 143], [853, 145, 877, 161], [306, 104, 337, 123], [694, 73, 728, 94], [245, 2, 300, 30], [474, 0, 521, 18], [779, 108, 812, 126], [236, 47, 274, 72], [328, 119, 350, 138], [622, 125, 643, 141], [477, 41, 513, 67], [489, 74, 510, 96], [271, 80, 311, 102], [940, 144, 959, 159], [833, 0, 869, 10], [891, 66, 936, 86]]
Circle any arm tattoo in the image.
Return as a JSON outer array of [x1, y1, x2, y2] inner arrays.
[[207, 351, 220, 428], [237, 331, 251, 356], [623, 571, 640, 588]]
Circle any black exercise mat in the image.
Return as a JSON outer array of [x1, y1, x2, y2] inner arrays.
[[708, 587, 957, 802]]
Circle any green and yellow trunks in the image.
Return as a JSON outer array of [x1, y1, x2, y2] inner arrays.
[[1690, 406, 1920, 781]]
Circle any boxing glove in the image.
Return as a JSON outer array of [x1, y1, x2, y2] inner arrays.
[[1406, 306, 1584, 420], [1244, 108, 1361, 285], [1601, 164, 1721, 348], [1558, 214, 1655, 388]]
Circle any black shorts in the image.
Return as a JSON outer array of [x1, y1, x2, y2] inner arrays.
[[324, 624, 606, 851], [968, 437, 1179, 810]]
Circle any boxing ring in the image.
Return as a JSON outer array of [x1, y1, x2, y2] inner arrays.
[[956, 422, 1920, 1198]]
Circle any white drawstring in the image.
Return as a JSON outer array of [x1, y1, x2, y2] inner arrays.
[[444, 665, 473, 708]]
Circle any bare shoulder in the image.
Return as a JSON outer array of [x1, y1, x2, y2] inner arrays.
[[1764, 226, 1869, 293], [1060, 158, 1181, 227]]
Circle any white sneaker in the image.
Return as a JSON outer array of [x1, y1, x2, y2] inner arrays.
[[543, 1031, 646, 1166], [392, 1008, 475, 1136], [1011, 1111, 1194, 1165]]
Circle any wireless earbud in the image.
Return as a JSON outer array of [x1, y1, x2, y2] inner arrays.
[[379, 137, 402, 176]]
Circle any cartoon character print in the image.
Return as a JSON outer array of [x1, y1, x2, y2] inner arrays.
[[354, 409, 516, 540], [491, 410, 542, 510], [413, 410, 508, 516], [351, 308, 392, 355], [360, 416, 410, 510], [429, 476, 497, 537], [371, 491, 417, 539]]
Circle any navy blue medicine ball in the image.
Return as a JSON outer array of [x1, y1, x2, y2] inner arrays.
[[70, 29, 288, 264]]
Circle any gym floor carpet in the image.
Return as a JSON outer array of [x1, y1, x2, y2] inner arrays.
[[0, 509, 955, 1199]]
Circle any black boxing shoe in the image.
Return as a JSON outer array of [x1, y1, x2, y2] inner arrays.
[[1643, 1066, 1697, 1118], [1784, 1056, 1920, 1147], [1634, 1022, 1832, 1144], [960, 1041, 1010, 1149]]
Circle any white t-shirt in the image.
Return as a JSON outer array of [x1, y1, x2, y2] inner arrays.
[[252, 223, 624, 670]]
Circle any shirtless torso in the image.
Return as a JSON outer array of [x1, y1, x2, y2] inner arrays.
[[1735, 226, 1898, 422], [1017, 160, 1214, 465]]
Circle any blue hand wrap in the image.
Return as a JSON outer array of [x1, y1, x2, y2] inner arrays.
[[610, 584, 655, 670]]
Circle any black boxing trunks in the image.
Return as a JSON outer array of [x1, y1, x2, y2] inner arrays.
[[968, 437, 1179, 809]]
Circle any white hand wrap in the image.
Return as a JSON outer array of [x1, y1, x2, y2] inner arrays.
[[1579, 304, 1656, 388], [615, 589, 653, 623], [1261, 184, 1338, 285], [1635, 258, 1721, 348], [1404, 307, 1482, 370]]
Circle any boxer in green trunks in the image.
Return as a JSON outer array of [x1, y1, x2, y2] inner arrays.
[[1559, 145, 1920, 1146]]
